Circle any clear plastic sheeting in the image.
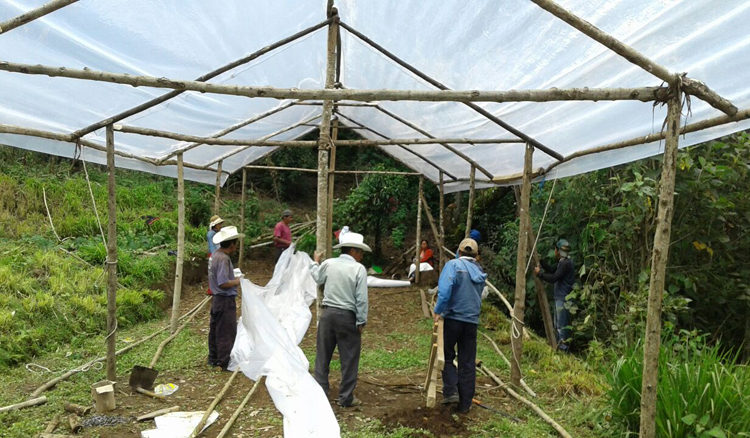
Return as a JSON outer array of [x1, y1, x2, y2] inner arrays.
[[140, 410, 219, 438], [229, 246, 339, 437], [1, 1, 749, 189]]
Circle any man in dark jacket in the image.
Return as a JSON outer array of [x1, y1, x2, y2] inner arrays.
[[434, 238, 487, 414], [534, 238, 576, 352]]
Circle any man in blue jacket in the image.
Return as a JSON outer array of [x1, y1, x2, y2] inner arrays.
[[434, 238, 487, 414]]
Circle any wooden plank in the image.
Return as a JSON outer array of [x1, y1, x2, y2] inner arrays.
[[419, 289, 431, 318], [436, 318, 445, 370]]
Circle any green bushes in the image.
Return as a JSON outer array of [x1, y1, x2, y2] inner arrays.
[[607, 329, 750, 437]]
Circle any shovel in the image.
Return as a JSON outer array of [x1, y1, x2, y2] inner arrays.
[[129, 364, 158, 391], [472, 398, 522, 423]]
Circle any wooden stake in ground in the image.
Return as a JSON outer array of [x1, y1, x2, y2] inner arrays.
[[510, 143, 533, 387], [170, 153, 185, 334], [639, 83, 682, 438], [526, 225, 556, 349], [326, 118, 339, 259], [105, 124, 118, 381]]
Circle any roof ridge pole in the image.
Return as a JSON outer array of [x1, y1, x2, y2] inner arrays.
[[105, 124, 118, 381], [639, 81, 682, 438], [69, 18, 333, 139], [333, 111, 459, 180], [529, 0, 737, 116], [338, 21, 564, 161], [464, 165, 476, 238], [373, 105, 495, 179], [315, 6, 339, 323], [510, 142, 534, 388], [0, 0, 78, 34]]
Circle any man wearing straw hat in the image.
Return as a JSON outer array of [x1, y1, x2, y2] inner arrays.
[[272, 209, 293, 263], [207, 215, 224, 257], [207, 225, 244, 370], [310, 231, 371, 408], [434, 237, 487, 414]]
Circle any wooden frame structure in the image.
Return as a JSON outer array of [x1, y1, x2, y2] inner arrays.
[[1, 1, 747, 436]]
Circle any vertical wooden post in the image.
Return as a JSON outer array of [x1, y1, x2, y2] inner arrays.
[[213, 160, 222, 215], [238, 168, 246, 269], [639, 85, 682, 438], [510, 143, 533, 387], [464, 165, 476, 238], [170, 153, 185, 333], [315, 9, 338, 322], [438, 172, 446, 270], [105, 124, 118, 381], [415, 176, 424, 283], [326, 118, 339, 258]]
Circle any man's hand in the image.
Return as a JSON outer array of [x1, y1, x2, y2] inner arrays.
[[357, 324, 364, 334], [314, 251, 322, 264], [433, 313, 441, 323], [534, 265, 541, 276]]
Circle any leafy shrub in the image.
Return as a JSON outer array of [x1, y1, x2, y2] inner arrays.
[[607, 329, 750, 437]]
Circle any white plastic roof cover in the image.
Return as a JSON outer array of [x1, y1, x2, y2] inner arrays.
[[1, 0, 749, 192]]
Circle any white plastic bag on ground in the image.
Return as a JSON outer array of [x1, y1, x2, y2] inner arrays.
[[140, 410, 218, 438], [229, 245, 339, 437]]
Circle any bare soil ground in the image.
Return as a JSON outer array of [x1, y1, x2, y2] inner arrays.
[[73, 250, 512, 437]]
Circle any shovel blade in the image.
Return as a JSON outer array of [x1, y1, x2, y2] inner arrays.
[[129, 365, 158, 391]]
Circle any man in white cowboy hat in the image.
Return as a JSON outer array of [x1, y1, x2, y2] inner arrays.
[[310, 231, 371, 408], [434, 238, 487, 414], [207, 215, 225, 257], [272, 209, 293, 263], [207, 225, 244, 370]]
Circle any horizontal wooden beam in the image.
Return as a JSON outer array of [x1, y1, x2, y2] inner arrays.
[[113, 124, 527, 147], [243, 165, 421, 176], [0, 60, 669, 104], [0, 0, 78, 34], [530, 0, 737, 116], [544, 106, 750, 174]]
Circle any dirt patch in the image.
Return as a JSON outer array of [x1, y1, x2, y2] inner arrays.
[[382, 405, 469, 436]]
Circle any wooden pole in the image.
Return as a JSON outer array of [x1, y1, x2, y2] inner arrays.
[[639, 84, 682, 438], [170, 153, 185, 333], [189, 370, 240, 438], [419, 192, 440, 268], [439, 172, 446, 271], [415, 176, 424, 283], [152, 295, 209, 367], [510, 143, 533, 387], [0, 396, 47, 413], [0, 60, 669, 105], [238, 168, 246, 269], [527, 224, 557, 349], [216, 377, 264, 438], [0, 0, 78, 34], [213, 160, 222, 215], [70, 19, 333, 139], [529, 0, 736, 116], [326, 118, 339, 259], [464, 165, 476, 238], [105, 124, 118, 382], [315, 10, 339, 323]]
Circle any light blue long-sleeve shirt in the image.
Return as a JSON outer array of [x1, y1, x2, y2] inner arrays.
[[309, 254, 369, 326], [207, 229, 218, 254], [434, 257, 487, 324]]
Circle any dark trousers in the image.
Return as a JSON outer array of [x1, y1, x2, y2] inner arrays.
[[273, 246, 287, 263], [208, 295, 237, 368], [442, 318, 478, 412], [554, 298, 571, 351], [314, 306, 361, 406]]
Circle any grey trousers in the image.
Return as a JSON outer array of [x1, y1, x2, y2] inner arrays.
[[314, 306, 361, 406]]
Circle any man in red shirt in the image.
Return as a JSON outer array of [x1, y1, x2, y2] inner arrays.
[[273, 209, 293, 262]]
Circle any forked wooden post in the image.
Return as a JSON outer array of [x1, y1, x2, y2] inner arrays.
[[639, 84, 682, 438], [527, 226, 556, 348], [438, 172, 446, 272], [238, 168, 246, 269], [170, 153, 185, 333], [510, 143, 533, 387], [415, 176, 424, 283], [315, 9, 339, 323], [213, 160, 222, 215], [464, 165, 476, 238], [105, 124, 117, 381]]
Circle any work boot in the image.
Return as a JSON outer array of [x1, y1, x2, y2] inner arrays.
[[337, 397, 362, 408], [441, 393, 459, 405]]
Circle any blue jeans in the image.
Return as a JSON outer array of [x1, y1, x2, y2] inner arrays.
[[554, 299, 571, 351]]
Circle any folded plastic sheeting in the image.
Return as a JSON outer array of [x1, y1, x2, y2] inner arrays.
[[141, 410, 218, 438], [366, 276, 411, 288], [229, 246, 340, 437]]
